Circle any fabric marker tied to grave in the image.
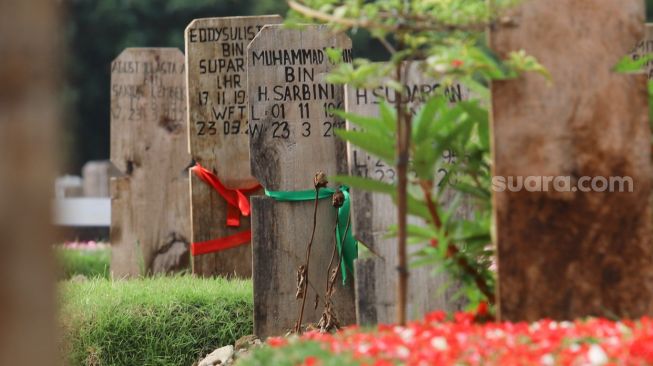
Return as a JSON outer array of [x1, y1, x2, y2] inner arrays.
[[265, 186, 358, 284], [190, 163, 261, 256]]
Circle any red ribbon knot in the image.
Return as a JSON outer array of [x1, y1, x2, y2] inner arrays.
[[190, 163, 261, 256]]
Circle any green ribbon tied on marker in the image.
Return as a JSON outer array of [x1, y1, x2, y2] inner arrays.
[[264, 186, 358, 284]]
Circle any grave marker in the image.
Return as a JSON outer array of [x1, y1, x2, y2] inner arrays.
[[631, 23, 653, 79], [83, 160, 120, 197], [185, 16, 282, 277], [346, 62, 469, 325], [491, 0, 653, 320], [110, 48, 191, 277], [248, 25, 355, 337]]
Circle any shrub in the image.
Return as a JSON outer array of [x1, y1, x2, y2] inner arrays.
[[60, 276, 253, 366]]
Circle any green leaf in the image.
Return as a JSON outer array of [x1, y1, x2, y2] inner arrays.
[[614, 53, 653, 73], [387, 223, 438, 240], [452, 181, 491, 200], [325, 47, 343, 64], [378, 101, 397, 131], [334, 110, 393, 135], [412, 96, 445, 144], [460, 77, 490, 100], [406, 193, 432, 222], [335, 129, 395, 164], [330, 175, 396, 195]]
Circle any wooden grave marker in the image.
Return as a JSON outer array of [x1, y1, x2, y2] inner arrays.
[[490, 0, 653, 321], [110, 48, 192, 277], [248, 25, 355, 338], [346, 62, 470, 325], [0, 0, 59, 363], [631, 23, 653, 80], [185, 16, 282, 277]]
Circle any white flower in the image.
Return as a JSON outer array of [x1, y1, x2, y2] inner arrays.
[[399, 328, 415, 341], [486, 329, 505, 340], [430, 337, 448, 351], [606, 336, 619, 346], [540, 354, 554, 366], [587, 344, 608, 365], [616, 322, 631, 335], [356, 343, 371, 354], [396, 346, 410, 359]]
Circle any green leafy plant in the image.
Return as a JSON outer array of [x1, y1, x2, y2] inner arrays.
[[288, 0, 548, 322], [334, 96, 495, 308]]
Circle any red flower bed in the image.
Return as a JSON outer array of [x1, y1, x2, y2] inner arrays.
[[265, 312, 653, 365]]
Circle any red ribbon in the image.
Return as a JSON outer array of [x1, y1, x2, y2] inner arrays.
[[190, 163, 261, 256], [191, 231, 252, 256]]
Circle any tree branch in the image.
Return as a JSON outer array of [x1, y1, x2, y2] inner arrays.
[[287, 0, 489, 34]]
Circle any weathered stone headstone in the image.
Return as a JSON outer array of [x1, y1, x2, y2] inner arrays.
[[185, 16, 282, 277], [0, 0, 59, 364], [631, 23, 653, 79], [346, 62, 469, 325], [82, 160, 120, 197], [491, 0, 653, 321], [110, 48, 191, 277], [249, 25, 355, 337]]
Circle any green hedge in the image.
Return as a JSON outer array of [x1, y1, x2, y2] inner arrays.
[[56, 247, 111, 279], [60, 276, 253, 366]]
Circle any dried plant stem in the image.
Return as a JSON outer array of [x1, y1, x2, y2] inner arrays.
[[325, 214, 350, 298], [419, 180, 495, 304], [395, 61, 410, 326], [325, 219, 340, 294], [295, 187, 321, 333]]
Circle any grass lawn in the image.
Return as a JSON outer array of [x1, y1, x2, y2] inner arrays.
[[56, 245, 111, 279], [60, 276, 253, 366]]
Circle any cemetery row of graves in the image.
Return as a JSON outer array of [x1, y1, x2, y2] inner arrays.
[[89, 0, 653, 364], [109, 16, 476, 340]]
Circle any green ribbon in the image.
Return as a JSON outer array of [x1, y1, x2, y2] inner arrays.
[[265, 186, 357, 284]]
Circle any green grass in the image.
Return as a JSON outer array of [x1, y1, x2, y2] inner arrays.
[[60, 276, 253, 366], [56, 247, 111, 279]]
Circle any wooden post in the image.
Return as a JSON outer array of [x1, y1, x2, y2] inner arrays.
[[491, 0, 653, 321], [632, 23, 653, 79], [346, 62, 469, 325], [110, 48, 191, 277], [248, 25, 355, 337], [0, 0, 59, 364], [185, 16, 282, 277]]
